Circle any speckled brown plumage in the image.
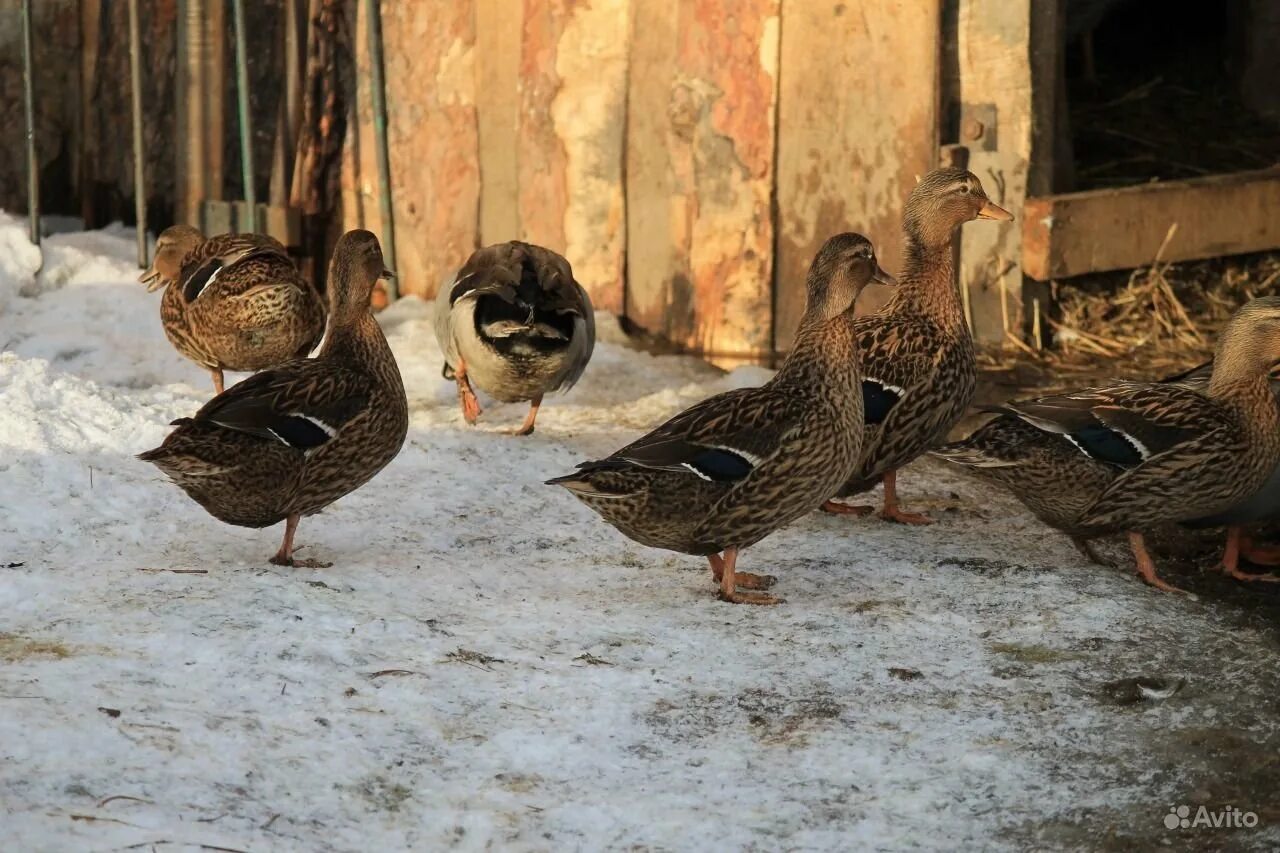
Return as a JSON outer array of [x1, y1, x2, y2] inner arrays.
[[933, 296, 1280, 591], [435, 241, 594, 435], [548, 233, 894, 604], [827, 168, 1011, 524], [140, 225, 326, 395], [139, 230, 408, 567]]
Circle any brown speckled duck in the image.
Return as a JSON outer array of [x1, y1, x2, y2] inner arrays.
[[139, 230, 408, 567], [932, 297, 1280, 593], [547, 234, 895, 605], [435, 241, 594, 435], [139, 225, 326, 394], [823, 168, 1012, 523]]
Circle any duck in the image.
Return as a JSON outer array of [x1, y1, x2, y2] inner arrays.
[[931, 296, 1280, 592], [822, 168, 1013, 524], [139, 224, 327, 394], [547, 233, 895, 604], [139, 230, 408, 567], [434, 241, 594, 435], [1163, 359, 1280, 574]]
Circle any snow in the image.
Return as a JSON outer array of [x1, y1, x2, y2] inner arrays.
[[3, 213, 1279, 851]]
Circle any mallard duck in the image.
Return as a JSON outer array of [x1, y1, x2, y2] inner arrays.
[[822, 168, 1012, 524], [434, 241, 594, 435], [139, 230, 408, 567], [547, 233, 895, 604], [931, 296, 1280, 592], [139, 225, 326, 394], [1165, 360, 1280, 575]]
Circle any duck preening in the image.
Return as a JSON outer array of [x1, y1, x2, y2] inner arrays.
[[139, 230, 409, 567], [139, 225, 326, 395], [932, 296, 1280, 593], [434, 241, 595, 435], [822, 168, 1012, 524], [547, 233, 895, 605]]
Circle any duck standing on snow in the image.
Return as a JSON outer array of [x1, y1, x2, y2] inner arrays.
[[548, 234, 895, 605], [823, 169, 1012, 523], [139, 225, 326, 395], [434, 241, 594, 435], [931, 297, 1280, 593], [139, 231, 408, 567]]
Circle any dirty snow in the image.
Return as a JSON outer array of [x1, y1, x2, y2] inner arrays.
[[2, 213, 1278, 851]]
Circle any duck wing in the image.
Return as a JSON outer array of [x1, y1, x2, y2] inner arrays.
[[178, 234, 295, 303]]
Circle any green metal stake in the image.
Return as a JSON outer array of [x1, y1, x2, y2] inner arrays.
[[128, 0, 148, 267], [231, 0, 257, 233], [21, 0, 39, 245], [364, 0, 398, 300]]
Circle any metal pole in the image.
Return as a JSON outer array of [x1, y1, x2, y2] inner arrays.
[[231, 0, 257, 232], [364, 0, 398, 299], [128, 0, 148, 267], [20, 0, 39, 245]]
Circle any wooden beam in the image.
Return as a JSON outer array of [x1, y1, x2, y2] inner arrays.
[[476, 0, 522, 245], [625, 0, 780, 362], [1022, 168, 1280, 281], [774, 0, 941, 353]]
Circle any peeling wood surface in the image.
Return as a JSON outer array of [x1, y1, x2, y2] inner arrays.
[[1023, 169, 1280, 281], [774, 0, 941, 352], [476, 0, 522, 244], [626, 0, 780, 359], [343, 1, 479, 299], [519, 0, 629, 314]]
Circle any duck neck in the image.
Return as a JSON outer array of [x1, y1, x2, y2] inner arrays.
[[1209, 369, 1279, 437], [775, 307, 860, 400], [886, 232, 966, 332]]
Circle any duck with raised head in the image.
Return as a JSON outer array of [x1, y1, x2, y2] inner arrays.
[[139, 230, 408, 567], [547, 233, 895, 604], [931, 297, 1280, 592], [822, 168, 1012, 524], [139, 225, 326, 395], [435, 241, 594, 435]]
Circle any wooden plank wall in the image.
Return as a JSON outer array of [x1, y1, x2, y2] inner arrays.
[[626, 0, 780, 359], [774, 0, 942, 351]]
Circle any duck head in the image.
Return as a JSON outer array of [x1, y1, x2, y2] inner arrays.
[[904, 168, 1012, 249], [138, 224, 204, 292], [328, 229, 394, 320], [1211, 296, 1280, 391], [805, 232, 896, 322]]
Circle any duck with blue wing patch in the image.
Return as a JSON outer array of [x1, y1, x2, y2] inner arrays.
[[821, 168, 1012, 524], [932, 297, 1280, 593], [139, 226, 327, 396], [139, 231, 408, 568], [548, 233, 895, 604], [435, 241, 594, 435]]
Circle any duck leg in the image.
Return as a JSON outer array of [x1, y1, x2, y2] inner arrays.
[[269, 514, 333, 569], [876, 471, 934, 525], [454, 359, 483, 425], [1216, 527, 1280, 582], [707, 552, 777, 591], [820, 499, 874, 516], [211, 368, 225, 395], [505, 395, 542, 436], [1239, 534, 1280, 567], [1127, 532, 1190, 594], [712, 547, 783, 605]]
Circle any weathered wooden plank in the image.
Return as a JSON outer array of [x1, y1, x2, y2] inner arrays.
[[774, 0, 941, 352], [476, 0, 522, 244], [625, 0, 780, 360], [518, 0, 629, 314], [343, 1, 480, 299], [1023, 168, 1280, 281], [951, 0, 1058, 344]]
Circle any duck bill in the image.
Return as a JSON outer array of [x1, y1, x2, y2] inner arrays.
[[977, 199, 1014, 222], [138, 268, 165, 292], [872, 265, 898, 287], [379, 267, 396, 280]]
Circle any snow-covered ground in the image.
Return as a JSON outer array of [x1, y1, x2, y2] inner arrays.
[[3, 214, 1279, 851]]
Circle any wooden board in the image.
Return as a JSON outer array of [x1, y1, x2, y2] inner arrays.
[[1023, 168, 1280, 281], [773, 0, 942, 352], [951, 0, 1058, 344], [476, 0, 522, 244], [518, 0, 629, 314], [343, 2, 480, 299], [625, 0, 780, 361]]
